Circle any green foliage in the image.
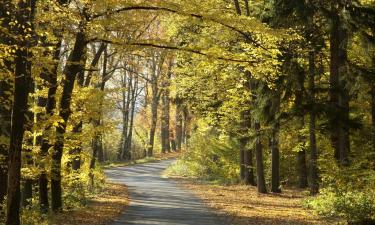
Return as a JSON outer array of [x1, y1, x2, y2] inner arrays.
[[305, 188, 375, 224], [166, 119, 240, 184]]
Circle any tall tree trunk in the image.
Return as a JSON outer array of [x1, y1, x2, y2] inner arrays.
[[295, 70, 308, 188], [309, 51, 319, 195], [254, 121, 267, 193], [161, 62, 172, 153], [239, 145, 245, 180], [125, 75, 139, 159], [175, 98, 183, 150], [239, 84, 255, 186], [69, 46, 88, 171], [94, 46, 108, 163], [0, 0, 12, 208], [51, 25, 87, 212], [38, 40, 62, 212], [371, 84, 375, 152], [271, 121, 281, 193], [243, 144, 255, 186], [6, 1, 36, 224], [148, 95, 158, 157], [329, 8, 350, 165], [182, 106, 191, 147], [147, 55, 163, 157], [119, 71, 129, 160], [121, 72, 132, 160]]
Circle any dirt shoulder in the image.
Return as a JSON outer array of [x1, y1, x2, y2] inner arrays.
[[174, 179, 334, 225]]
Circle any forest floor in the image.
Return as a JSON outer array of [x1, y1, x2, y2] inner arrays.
[[52, 183, 129, 225], [170, 179, 336, 225]]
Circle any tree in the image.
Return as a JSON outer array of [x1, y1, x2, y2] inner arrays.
[[6, 1, 37, 224]]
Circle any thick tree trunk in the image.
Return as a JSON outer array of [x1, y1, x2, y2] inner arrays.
[[0, 0, 12, 208], [329, 9, 350, 165], [6, 1, 36, 224], [254, 121, 267, 193], [309, 51, 319, 195], [271, 121, 281, 193], [239, 88, 255, 186], [51, 26, 86, 212], [243, 146, 255, 186]]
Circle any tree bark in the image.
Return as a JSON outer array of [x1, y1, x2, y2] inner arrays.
[[371, 84, 375, 153], [38, 40, 62, 212], [243, 143, 255, 186], [125, 74, 139, 159], [119, 71, 129, 160], [254, 121, 267, 193], [295, 70, 308, 188], [271, 121, 281, 193], [239, 146, 245, 180], [309, 51, 319, 195], [329, 7, 350, 165], [161, 61, 172, 153], [0, 0, 12, 208], [175, 98, 183, 150], [51, 24, 87, 212], [121, 71, 132, 160], [148, 95, 158, 156], [6, 1, 36, 224], [147, 55, 164, 157]]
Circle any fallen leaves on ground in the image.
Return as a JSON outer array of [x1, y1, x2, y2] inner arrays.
[[178, 180, 334, 225], [52, 183, 128, 225]]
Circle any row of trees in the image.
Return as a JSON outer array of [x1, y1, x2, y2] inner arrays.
[[168, 0, 375, 199], [0, 1, 194, 224], [1, 0, 374, 224]]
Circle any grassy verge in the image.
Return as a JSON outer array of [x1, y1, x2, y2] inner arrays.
[[51, 183, 128, 225], [102, 151, 180, 169]]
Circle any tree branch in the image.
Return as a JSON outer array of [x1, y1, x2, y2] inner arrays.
[[96, 39, 258, 65], [92, 5, 267, 50]]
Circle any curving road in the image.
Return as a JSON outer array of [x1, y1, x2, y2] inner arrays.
[[105, 159, 225, 225]]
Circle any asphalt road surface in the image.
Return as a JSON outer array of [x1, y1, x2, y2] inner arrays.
[[105, 159, 225, 225]]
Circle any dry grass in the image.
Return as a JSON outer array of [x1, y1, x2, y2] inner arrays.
[[178, 180, 334, 225], [52, 183, 128, 225]]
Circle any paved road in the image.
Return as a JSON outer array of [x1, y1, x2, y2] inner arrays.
[[105, 159, 225, 225]]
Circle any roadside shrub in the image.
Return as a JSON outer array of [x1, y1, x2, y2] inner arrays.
[[305, 187, 375, 224], [165, 123, 240, 184]]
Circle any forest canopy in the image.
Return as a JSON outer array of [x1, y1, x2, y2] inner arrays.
[[0, 0, 375, 225]]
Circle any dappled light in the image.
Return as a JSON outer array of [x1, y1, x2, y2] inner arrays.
[[1, 0, 375, 225]]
